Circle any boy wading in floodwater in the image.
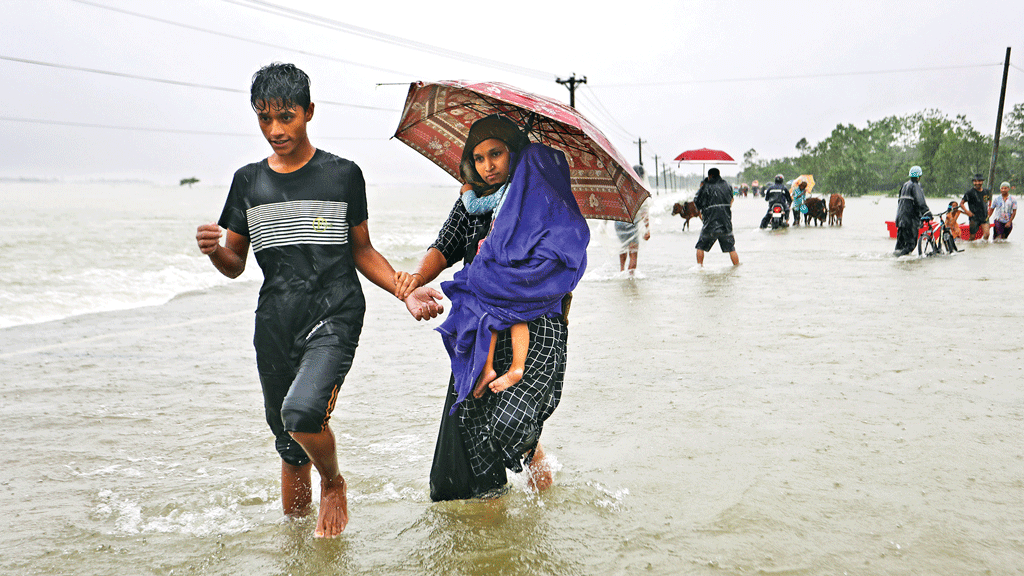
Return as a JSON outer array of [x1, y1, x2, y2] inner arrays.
[[195, 63, 407, 537]]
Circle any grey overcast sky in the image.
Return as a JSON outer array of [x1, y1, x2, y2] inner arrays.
[[2, 0, 1022, 185]]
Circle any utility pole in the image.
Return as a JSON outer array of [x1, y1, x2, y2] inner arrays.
[[634, 139, 647, 166], [555, 74, 587, 108], [652, 155, 661, 191], [988, 47, 1011, 187]]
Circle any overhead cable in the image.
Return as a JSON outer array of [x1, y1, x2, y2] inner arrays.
[[224, 0, 557, 81], [576, 88, 636, 141], [67, 0, 412, 77], [594, 62, 1004, 88], [0, 115, 384, 140], [0, 55, 399, 112]]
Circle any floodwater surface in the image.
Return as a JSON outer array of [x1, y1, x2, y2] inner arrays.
[[1, 183, 1021, 575]]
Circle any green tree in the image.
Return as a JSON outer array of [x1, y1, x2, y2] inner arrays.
[[1000, 103, 1024, 186], [180, 177, 200, 187]]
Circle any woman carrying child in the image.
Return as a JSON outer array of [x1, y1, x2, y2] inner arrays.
[[399, 115, 589, 499]]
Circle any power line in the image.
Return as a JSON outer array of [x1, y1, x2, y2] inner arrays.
[[0, 55, 399, 112], [577, 88, 636, 140], [0, 115, 385, 140], [224, 0, 557, 81], [594, 62, 1004, 88], [67, 0, 412, 78]]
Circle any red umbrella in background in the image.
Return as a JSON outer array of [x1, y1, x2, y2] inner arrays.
[[674, 148, 736, 176], [393, 80, 649, 222]]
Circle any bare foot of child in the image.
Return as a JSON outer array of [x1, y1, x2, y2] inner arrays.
[[488, 368, 523, 394], [526, 443, 553, 491], [313, 474, 348, 538], [472, 368, 498, 398]]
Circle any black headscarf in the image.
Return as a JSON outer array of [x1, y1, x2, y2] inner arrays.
[[459, 114, 530, 195]]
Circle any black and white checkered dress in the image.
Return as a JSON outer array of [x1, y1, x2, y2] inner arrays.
[[430, 199, 568, 477]]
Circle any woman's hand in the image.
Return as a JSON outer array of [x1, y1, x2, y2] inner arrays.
[[393, 271, 423, 300]]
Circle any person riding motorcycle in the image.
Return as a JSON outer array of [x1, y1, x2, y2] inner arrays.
[[759, 174, 793, 228]]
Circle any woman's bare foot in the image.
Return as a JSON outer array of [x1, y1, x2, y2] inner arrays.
[[472, 368, 498, 398], [488, 368, 523, 394], [526, 443, 553, 491], [313, 475, 348, 538]]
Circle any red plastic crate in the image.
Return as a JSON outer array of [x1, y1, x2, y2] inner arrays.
[[959, 224, 984, 240]]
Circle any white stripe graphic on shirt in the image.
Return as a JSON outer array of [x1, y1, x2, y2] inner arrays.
[[247, 200, 348, 252]]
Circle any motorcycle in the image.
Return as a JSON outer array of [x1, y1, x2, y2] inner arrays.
[[769, 202, 788, 229]]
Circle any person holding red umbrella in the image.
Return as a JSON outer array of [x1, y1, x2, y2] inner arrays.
[[694, 168, 741, 266]]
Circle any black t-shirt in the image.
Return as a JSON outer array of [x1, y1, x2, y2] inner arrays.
[[962, 187, 990, 221], [218, 149, 368, 371]]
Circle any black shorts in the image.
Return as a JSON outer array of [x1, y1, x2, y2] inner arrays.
[[258, 328, 359, 467], [969, 217, 988, 236], [695, 231, 736, 252]]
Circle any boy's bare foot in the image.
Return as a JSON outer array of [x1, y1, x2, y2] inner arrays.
[[472, 368, 498, 398], [526, 443, 553, 491], [313, 475, 348, 538], [488, 368, 523, 394]]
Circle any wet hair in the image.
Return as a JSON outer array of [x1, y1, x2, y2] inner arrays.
[[459, 114, 530, 194], [708, 168, 721, 179], [250, 63, 311, 112]]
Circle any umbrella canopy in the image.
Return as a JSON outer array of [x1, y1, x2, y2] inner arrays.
[[393, 80, 649, 222], [673, 148, 736, 163], [794, 174, 816, 193]]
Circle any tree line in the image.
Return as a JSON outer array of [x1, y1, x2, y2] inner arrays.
[[738, 103, 1024, 197]]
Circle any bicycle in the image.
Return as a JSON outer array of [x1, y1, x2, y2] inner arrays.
[[916, 206, 962, 256]]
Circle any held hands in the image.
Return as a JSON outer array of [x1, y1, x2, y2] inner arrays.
[[196, 223, 223, 255], [393, 271, 423, 300], [404, 286, 444, 321]]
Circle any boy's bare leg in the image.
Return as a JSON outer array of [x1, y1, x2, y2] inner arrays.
[[472, 330, 500, 398], [489, 323, 527, 394], [526, 442, 553, 491], [730, 251, 740, 266], [281, 461, 313, 517], [290, 427, 348, 537]]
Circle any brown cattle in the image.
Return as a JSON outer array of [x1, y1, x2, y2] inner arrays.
[[672, 200, 701, 231], [804, 197, 827, 226], [828, 193, 846, 226]]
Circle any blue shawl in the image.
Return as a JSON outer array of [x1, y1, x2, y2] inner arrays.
[[436, 143, 590, 410]]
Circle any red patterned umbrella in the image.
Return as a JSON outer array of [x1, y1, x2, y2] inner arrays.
[[393, 80, 649, 222]]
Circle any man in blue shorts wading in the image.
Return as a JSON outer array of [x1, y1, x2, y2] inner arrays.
[[195, 63, 407, 538]]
